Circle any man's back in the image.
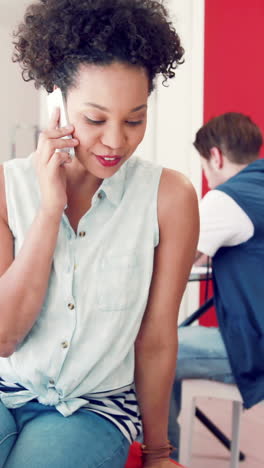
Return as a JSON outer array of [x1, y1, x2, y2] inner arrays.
[[212, 159, 264, 407], [168, 113, 264, 461]]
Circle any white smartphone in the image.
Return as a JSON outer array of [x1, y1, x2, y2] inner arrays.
[[47, 88, 75, 158]]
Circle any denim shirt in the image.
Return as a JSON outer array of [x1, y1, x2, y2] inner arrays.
[[0, 154, 162, 417]]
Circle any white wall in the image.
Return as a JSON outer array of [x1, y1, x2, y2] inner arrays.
[[166, 0, 204, 322], [137, 0, 205, 321], [0, 2, 40, 161], [137, 1, 204, 185]]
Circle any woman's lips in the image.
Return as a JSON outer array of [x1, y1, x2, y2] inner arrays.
[[95, 155, 122, 167]]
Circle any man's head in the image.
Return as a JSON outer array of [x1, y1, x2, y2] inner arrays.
[[194, 112, 263, 189]]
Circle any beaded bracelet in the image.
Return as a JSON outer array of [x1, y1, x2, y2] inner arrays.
[[141, 441, 174, 460]]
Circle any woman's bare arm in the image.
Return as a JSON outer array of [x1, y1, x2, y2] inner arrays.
[[0, 165, 62, 356], [135, 168, 199, 459], [0, 112, 78, 357]]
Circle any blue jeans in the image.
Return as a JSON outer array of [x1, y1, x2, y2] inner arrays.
[[168, 326, 235, 461], [0, 401, 130, 468]]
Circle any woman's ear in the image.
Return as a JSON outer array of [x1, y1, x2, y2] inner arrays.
[[209, 147, 224, 169]]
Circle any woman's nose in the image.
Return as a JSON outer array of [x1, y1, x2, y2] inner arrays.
[[101, 123, 126, 149]]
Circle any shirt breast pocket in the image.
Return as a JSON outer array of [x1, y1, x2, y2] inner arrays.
[[96, 252, 141, 311]]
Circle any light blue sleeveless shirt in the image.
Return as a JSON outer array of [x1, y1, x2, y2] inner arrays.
[[0, 154, 162, 421]]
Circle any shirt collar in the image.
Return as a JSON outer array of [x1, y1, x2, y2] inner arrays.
[[98, 159, 128, 207]]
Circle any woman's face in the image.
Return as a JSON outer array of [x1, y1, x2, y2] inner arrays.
[[66, 62, 149, 178]]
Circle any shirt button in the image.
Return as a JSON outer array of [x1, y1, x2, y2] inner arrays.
[[49, 379, 55, 385], [68, 303, 75, 310], [79, 231, 86, 237], [74, 264, 77, 271], [98, 192, 103, 200], [61, 341, 69, 349]]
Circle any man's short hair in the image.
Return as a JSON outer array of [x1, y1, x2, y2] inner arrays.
[[193, 112, 263, 164]]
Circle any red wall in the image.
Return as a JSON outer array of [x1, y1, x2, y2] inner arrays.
[[200, 0, 264, 326]]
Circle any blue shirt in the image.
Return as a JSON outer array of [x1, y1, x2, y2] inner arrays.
[[0, 154, 162, 440]]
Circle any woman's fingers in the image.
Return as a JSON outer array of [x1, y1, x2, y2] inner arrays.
[[47, 107, 60, 130], [44, 135, 78, 153], [40, 125, 75, 142], [37, 129, 78, 165], [33, 110, 79, 214], [48, 151, 72, 171]]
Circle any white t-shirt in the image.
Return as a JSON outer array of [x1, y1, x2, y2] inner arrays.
[[198, 189, 254, 257]]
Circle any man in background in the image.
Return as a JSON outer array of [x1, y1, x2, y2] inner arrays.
[[169, 112, 264, 460]]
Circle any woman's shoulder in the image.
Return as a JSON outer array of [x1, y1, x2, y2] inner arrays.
[[123, 156, 162, 194], [126, 155, 161, 174], [0, 154, 37, 222], [160, 167, 197, 205], [2, 154, 36, 193], [158, 168, 199, 225], [127, 158, 194, 194], [3, 154, 34, 172], [0, 165, 8, 223]]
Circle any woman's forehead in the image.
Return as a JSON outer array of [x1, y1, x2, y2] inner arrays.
[[68, 62, 149, 108], [76, 62, 148, 84]]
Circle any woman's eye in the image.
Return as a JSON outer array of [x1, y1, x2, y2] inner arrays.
[[126, 120, 143, 126], [84, 117, 144, 126], [85, 117, 105, 125]]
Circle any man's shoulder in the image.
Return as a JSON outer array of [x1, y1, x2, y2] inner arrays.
[[200, 189, 251, 224], [200, 189, 236, 210], [198, 189, 254, 257]]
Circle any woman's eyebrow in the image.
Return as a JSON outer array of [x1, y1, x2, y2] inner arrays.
[[84, 103, 147, 113]]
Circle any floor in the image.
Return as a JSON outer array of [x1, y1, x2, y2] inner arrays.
[[180, 397, 264, 468]]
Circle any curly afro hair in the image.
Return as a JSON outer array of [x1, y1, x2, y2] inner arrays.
[[12, 0, 184, 94]]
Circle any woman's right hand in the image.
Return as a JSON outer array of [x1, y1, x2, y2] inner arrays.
[[34, 107, 79, 217]]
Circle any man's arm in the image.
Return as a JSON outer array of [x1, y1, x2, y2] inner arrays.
[[194, 189, 254, 267], [135, 169, 199, 465]]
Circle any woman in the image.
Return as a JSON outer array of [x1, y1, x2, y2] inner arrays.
[[0, 0, 199, 467]]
